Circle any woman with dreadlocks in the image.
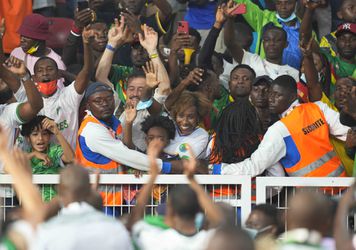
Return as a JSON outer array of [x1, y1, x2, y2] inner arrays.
[[208, 99, 263, 201]]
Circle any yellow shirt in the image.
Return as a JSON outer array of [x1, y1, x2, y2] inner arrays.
[[321, 93, 354, 176]]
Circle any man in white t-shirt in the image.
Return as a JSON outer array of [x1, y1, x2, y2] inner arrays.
[[127, 142, 223, 250], [13, 29, 94, 149], [223, 19, 299, 83], [0, 57, 43, 172]]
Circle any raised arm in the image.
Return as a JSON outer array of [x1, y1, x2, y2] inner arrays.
[[224, 1, 244, 64], [300, 37, 323, 101], [152, 0, 172, 24], [42, 118, 75, 164], [139, 24, 171, 96], [74, 27, 94, 94], [165, 68, 204, 111], [184, 145, 223, 227], [0, 128, 45, 225], [0, 56, 22, 93], [95, 17, 130, 88], [198, 4, 226, 69], [122, 102, 137, 149], [126, 139, 163, 231]]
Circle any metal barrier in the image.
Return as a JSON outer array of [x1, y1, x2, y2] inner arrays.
[[0, 174, 252, 225], [255, 177, 355, 231]]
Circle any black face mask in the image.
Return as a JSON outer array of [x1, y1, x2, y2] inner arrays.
[[0, 88, 13, 104]]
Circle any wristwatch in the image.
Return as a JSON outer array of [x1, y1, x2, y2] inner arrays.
[[20, 72, 31, 83]]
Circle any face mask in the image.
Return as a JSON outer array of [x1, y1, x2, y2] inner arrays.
[[0, 88, 13, 104], [195, 212, 204, 231], [276, 12, 297, 23], [136, 98, 153, 110], [26, 43, 40, 55], [245, 225, 273, 239], [36, 80, 58, 96]]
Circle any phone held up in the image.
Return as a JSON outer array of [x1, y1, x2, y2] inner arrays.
[[177, 21, 189, 34]]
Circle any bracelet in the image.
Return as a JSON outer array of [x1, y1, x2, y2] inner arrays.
[[71, 24, 82, 36], [106, 44, 116, 52], [149, 53, 159, 59]]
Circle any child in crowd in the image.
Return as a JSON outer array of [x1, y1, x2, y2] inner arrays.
[[21, 115, 75, 201]]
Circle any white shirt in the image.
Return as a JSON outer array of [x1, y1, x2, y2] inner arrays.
[[220, 51, 299, 87], [16, 82, 83, 149], [219, 100, 350, 176], [80, 114, 163, 171], [164, 128, 209, 159], [133, 220, 215, 250], [33, 202, 133, 250], [0, 103, 23, 173]]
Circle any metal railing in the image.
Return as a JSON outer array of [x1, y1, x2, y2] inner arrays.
[[0, 174, 252, 224]]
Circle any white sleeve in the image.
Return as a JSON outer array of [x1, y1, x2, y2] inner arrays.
[[190, 131, 209, 159], [2, 103, 24, 126], [14, 83, 28, 102], [220, 59, 236, 87], [153, 88, 168, 104], [221, 122, 286, 176], [62, 82, 84, 107], [315, 101, 350, 141], [242, 50, 262, 67], [82, 122, 163, 171]]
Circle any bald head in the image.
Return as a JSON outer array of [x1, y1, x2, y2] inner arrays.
[[287, 191, 332, 232], [58, 164, 91, 205]]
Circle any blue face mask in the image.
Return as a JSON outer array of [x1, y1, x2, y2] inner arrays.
[[136, 98, 153, 111], [276, 12, 297, 23]]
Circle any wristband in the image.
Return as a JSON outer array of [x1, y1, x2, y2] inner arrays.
[[149, 53, 159, 59], [161, 162, 172, 174], [212, 164, 222, 175], [71, 24, 82, 36], [106, 44, 116, 52]]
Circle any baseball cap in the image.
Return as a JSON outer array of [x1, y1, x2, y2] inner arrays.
[[252, 75, 272, 86], [84, 82, 113, 100], [335, 23, 356, 37], [17, 14, 50, 41]]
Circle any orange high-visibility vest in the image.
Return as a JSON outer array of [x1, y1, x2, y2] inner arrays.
[[280, 103, 346, 177], [76, 114, 124, 206]]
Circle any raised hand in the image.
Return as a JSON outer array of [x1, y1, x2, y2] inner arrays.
[[181, 68, 204, 86], [42, 118, 59, 135], [223, 0, 239, 18], [74, 8, 93, 30], [82, 25, 96, 44], [124, 100, 137, 124], [302, 0, 327, 10], [121, 9, 142, 34], [3, 56, 27, 77], [215, 4, 227, 28], [183, 144, 197, 180], [138, 24, 158, 54], [170, 32, 191, 53], [108, 16, 131, 48], [299, 34, 313, 58], [142, 60, 160, 89]]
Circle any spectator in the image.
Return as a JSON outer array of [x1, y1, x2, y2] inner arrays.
[[21, 116, 74, 201], [33, 0, 56, 17], [234, 0, 306, 70], [10, 14, 66, 77], [9, 27, 94, 151], [223, 7, 299, 83], [245, 204, 280, 238], [320, 0, 356, 57], [127, 141, 223, 250], [212, 75, 349, 178], [250, 75, 274, 132], [0, 57, 43, 172], [165, 91, 211, 159]]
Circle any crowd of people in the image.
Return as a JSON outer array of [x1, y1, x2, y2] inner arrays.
[[0, 0, 355, 249]]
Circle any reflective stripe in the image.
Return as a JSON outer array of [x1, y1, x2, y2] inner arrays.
[[327, 165, 345, 177], [288, 151, 336, 176]]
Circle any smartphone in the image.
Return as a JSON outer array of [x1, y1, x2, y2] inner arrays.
[[177, 21, 189, 34], [231, 4, 247, 15], [78, 1, 89, 11]]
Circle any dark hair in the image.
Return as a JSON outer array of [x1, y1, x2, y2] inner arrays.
[[169, 185, 201, 220], [262, 23, 287, 42], [213, 226, 255, 250], [188, 27, 202, 45], [34, 56, 58, 72], [141, 115, 176, 140], [21, 115, 51, 137], [127, 70, 146, 86], [231, 64, 256, 79], [211, 99, 262, 164], [271, 75, 297, 95], [252, 204, 279, 226]]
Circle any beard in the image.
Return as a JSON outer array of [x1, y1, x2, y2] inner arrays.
[[0, 88, 13, 104]]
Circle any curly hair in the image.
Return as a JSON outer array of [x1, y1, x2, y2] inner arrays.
[[21, 115, 51, 137], [141, 115, 176, 140], [170, 91, 211, 121], [210, 99, 262, 164]]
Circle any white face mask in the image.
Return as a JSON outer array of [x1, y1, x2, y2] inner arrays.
[[245, 225, 273, 238]]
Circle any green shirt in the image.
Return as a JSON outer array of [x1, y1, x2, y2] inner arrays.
[[28, 143, 63, 202]]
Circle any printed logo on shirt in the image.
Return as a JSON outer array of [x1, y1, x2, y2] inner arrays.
[[302, 119, 325, 135], [57, 120, 68, 131]]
